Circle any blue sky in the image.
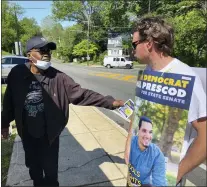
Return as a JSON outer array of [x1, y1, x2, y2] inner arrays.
[[12, 1, 74, 28]]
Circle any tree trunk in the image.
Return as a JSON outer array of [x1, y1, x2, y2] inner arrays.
[[158, 107, 183, 160], [161, 106, 168, 133]]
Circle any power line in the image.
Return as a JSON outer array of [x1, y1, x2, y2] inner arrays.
[[22, 8, 47, 9], [91, 26, 131, 29]]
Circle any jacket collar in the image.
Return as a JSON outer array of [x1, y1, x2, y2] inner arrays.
[[23, 63, 50, 85]]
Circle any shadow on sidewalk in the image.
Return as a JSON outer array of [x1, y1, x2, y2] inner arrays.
[[58, 127, 126, 186]]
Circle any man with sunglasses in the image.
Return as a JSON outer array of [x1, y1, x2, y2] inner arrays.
[[1, 35, 124, 186], [125, 17, 206, 186]]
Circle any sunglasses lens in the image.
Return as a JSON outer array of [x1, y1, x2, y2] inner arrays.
[[132, 42, 137, 50]]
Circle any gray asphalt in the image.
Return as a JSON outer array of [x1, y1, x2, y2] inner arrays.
[[51, 61, 143, 132]]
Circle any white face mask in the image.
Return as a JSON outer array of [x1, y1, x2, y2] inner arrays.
[[31, 55, 51, 70]]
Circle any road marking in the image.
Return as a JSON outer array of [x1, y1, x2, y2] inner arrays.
[[88, 72, 137, 83], [120, 75, 136, 81]]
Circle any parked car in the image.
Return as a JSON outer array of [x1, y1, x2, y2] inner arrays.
[[103, 56, 133, 69], [1, 55, 29, 84]]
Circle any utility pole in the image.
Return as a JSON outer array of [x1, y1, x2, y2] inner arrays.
[[87, 15, 90, 66], [86, 9, 90, 66], [148, 0, 151, 13], [14, 5, 20, 55]]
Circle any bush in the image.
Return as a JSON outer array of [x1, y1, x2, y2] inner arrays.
[[2, 51, 11, 56], [93, 54, 98, 63], [98, 51, 108, 65]]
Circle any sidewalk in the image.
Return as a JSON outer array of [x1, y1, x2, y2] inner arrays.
[[6, 105, 128, 186]]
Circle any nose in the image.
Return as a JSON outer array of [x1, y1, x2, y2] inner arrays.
[[146, 132, 152, 138]]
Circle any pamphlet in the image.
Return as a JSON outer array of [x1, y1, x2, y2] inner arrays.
[[118, 99, 134, 119]]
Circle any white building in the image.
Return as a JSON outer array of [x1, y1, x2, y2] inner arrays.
[[107, 34, 123, 56]]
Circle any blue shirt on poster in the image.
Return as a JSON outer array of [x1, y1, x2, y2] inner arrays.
[[129, 136, 167, 186]]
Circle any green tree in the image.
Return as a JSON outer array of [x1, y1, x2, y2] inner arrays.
[[57, 24, 85, 62], [41, 16, 65, 59], [154, 0, 207, 67], [2, 1, 41, 55], [51, 1, 133, 54], [171, 10, 207, 67], [72, 39, 99, 57], [19, 18, 41, 54], [2, 1, 23, 53]]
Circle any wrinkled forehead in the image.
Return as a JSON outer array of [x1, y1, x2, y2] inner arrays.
[[132, 31, 140, 42], [140, 121, 152, 131]]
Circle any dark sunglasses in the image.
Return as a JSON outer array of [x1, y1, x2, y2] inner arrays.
[[33, 47, 52, 54], [132, 40, 144, 50]]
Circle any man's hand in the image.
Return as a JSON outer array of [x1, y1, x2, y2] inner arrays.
[[112, 100, 124, 108], [1, 128, 9, 139]]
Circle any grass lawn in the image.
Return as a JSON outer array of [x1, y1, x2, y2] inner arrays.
[[1, 85, 17, 186], [1, 135, 16, 186]]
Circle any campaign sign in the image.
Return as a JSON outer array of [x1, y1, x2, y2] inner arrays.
[[127, 70, 195, 187]]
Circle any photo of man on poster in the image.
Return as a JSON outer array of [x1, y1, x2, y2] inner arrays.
[[128, 116, 167, 186]]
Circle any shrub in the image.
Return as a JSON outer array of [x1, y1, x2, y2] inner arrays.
[[98, 51, 108, 65]]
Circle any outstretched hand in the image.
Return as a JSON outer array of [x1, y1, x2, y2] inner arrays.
[[1, 128, 9, 139], [112, 100, 124, 108]]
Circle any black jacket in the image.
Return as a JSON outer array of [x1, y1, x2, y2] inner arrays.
[[1, 63, 115, 144]]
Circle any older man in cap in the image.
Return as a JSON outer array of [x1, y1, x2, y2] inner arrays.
[[1, 35, 124, 186]]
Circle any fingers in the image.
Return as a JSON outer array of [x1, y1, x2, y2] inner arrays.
[[1, 129, 9, 139], [1, 133, 8, 139], [119, 100, 124, 106], [113, 100, 124, 108]]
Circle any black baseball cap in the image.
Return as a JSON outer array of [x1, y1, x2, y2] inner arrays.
[[26, 36, 56, 53]]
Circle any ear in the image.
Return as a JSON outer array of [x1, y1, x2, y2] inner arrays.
[[146, 40, 153, 52], [27, 52, 32, 61]]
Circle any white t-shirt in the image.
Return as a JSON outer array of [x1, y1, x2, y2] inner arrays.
[[156, 58, 206, 123]]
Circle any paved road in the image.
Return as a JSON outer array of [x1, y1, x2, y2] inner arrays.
[[51, 61, 145, 132]]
